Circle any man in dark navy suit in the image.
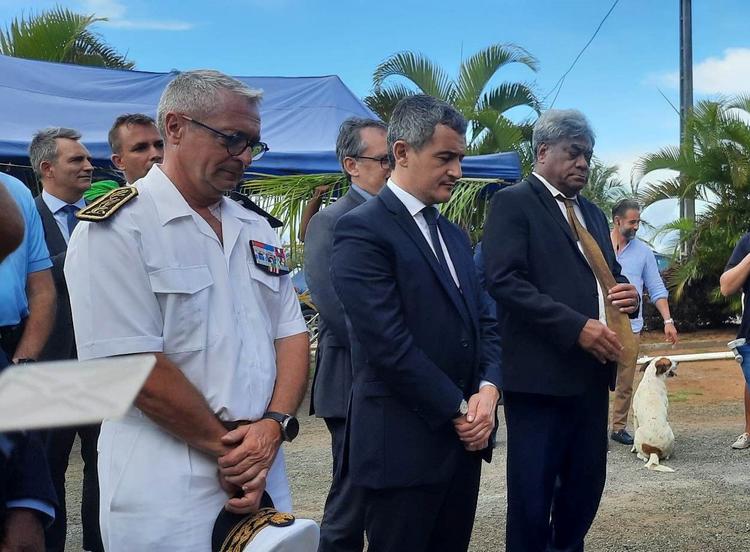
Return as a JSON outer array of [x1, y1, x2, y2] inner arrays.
[[331, 95, 501, 552], [29, 128, 103, 552], [483, 109, 639, 552], [305, 117, 390, 551]]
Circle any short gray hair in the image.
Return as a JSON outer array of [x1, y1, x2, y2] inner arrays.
[[532, 109, 595, 161], [387, 95, 467, 167], [29, 127, 82, 179], [157, 69, 263, 137], [335, 117, 386, 182], [612, 198, 641, 220]]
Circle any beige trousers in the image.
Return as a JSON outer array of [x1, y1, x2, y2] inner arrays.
[[611, 332, 641, 431]]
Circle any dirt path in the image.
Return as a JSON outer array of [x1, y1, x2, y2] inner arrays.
[[64, 330, 750, 551]]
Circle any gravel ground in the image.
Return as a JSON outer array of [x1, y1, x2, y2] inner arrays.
[[64, 353, 750, 551]]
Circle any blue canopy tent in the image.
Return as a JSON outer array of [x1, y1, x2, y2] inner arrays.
[[0, 54, 521, 181]]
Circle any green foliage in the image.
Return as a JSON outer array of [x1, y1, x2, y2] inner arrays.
[[241, 173, 509, 255], [0, 6, 133, 68], [635, 96, 750, 324], [364, 43, 540, 158], [580, 158, 632, 216]]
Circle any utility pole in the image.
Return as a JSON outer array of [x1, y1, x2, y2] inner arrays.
[[679, 0, 694, 223]]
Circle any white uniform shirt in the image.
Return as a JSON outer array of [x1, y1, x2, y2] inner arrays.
[[65, 165, 307, 421], [534, 172, 606, 325]]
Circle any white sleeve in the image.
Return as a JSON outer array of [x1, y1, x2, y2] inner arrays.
[[275, 273, 307, 339], [65, 216, 164, 360]]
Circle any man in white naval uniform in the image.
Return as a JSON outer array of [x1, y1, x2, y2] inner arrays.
[[64, 70, 309, 551]]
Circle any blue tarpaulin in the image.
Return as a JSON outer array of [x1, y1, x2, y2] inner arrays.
[[0, 54, 521, 180]]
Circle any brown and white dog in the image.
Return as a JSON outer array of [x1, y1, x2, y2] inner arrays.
[[631, 356, 678, 472]]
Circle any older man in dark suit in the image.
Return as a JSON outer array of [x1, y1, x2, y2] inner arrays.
[[331, 95, 501, 552], [30, 128, 103, 552], [483, 109, 639, 552], [305, 117, 390, 551]]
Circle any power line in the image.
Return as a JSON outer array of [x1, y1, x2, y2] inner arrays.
[[542, 0, 621, 108]]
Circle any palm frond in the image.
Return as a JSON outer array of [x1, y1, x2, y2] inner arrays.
[[363, 84, 415, 122], [0, 6, 133, 68], [455, 43, 539, 113], [372, 51, 454, 101]]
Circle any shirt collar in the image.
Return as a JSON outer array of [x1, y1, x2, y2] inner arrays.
[[146, 165, 260, 226], [386, 178, 428, 217], [42, 189, 86, 213], [533, 172, 579, 203], [350, 182, 375, 201]]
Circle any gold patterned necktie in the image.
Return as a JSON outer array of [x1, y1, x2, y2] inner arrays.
[[558, 197, 638, 372]]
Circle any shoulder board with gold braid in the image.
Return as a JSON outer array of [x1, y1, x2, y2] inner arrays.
[[76, 186, 138, 222]]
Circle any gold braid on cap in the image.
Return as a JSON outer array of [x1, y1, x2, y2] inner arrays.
[[76, 186, 138, 222], [220, 508, 295, 552]]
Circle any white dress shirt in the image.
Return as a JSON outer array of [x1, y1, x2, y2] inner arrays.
[[533, 172, 606, 325], [41, 190, 86, 244], [387, 178, 460, 287]]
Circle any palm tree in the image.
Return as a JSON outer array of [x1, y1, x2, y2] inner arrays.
[[364, 43, 540, 154], [581, 159, 631, 216], [634, 96, 750, 323], [0, 6, 133, 68]]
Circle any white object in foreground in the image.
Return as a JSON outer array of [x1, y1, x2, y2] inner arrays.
[[0, 354, 155, 432], [637, 351, 734, 366]]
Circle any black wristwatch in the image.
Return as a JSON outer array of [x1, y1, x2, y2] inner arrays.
[[261, 411, 299, 442], [14, 358, 37, 364]]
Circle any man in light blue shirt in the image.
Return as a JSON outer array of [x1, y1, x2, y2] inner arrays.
[[0, 173, 57, 551], [609, 198, 678, 445]]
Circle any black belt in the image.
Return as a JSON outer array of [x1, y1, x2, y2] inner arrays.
[[221, 419, 252, 431]]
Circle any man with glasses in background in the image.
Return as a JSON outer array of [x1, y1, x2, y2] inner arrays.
[[305, 117, 389, 551], [65, 70, 308, 552]]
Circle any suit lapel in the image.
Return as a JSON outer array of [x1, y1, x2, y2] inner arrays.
[[378, 187, 472, 328], [527, 176, 589, 266], [34, 195, 67, 255], [437, 218, 478, 331]]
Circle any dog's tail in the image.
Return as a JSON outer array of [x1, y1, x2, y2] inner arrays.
[[645, 453, 675, 473]]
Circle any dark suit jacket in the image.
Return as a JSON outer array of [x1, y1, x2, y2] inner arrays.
[[331, 185, 502, 490], [305, 188, 366, 419], [483, 175, 632, 396], [34, 195, 75, 361]]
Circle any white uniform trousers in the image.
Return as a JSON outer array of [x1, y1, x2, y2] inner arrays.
[[97, 414, 291, 551]]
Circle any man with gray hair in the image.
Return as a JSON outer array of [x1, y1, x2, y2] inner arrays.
[[29, 127, 104, 552], [65, 70, 310, 551], [331, 95, 501, 551], [305, 117, 388, 551], [484, 109, 639, 551]]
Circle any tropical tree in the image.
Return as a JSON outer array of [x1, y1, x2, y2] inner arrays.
[[0, 6, 133, 68], [364, 43, 541, 154], [634, 96, 750, 325], [581, 158, 632, 216]]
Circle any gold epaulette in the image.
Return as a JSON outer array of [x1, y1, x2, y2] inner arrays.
[[76, 186, 138, 222]]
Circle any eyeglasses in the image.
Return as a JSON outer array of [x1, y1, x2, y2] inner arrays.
[[181, 115, 269, 160], [354, 155, 390, 170]]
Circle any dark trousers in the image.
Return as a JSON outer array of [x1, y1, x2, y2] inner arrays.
[[360, 449, 482, 552], [318, 417, 365, 552], [503, 385, 609, 552], [43, 424, 103, 552]]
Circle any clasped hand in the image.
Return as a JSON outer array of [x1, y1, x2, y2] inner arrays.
[[453, 385, 500, 452], [217, 419, 282, 514]]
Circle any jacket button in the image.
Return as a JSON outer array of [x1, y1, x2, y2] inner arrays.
[[461, 340, 469, 348], [457, 379, 466, 388]]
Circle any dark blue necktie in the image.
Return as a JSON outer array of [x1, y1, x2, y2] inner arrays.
[[421, 206, 449, 269], [60, 204, 79, 237]]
